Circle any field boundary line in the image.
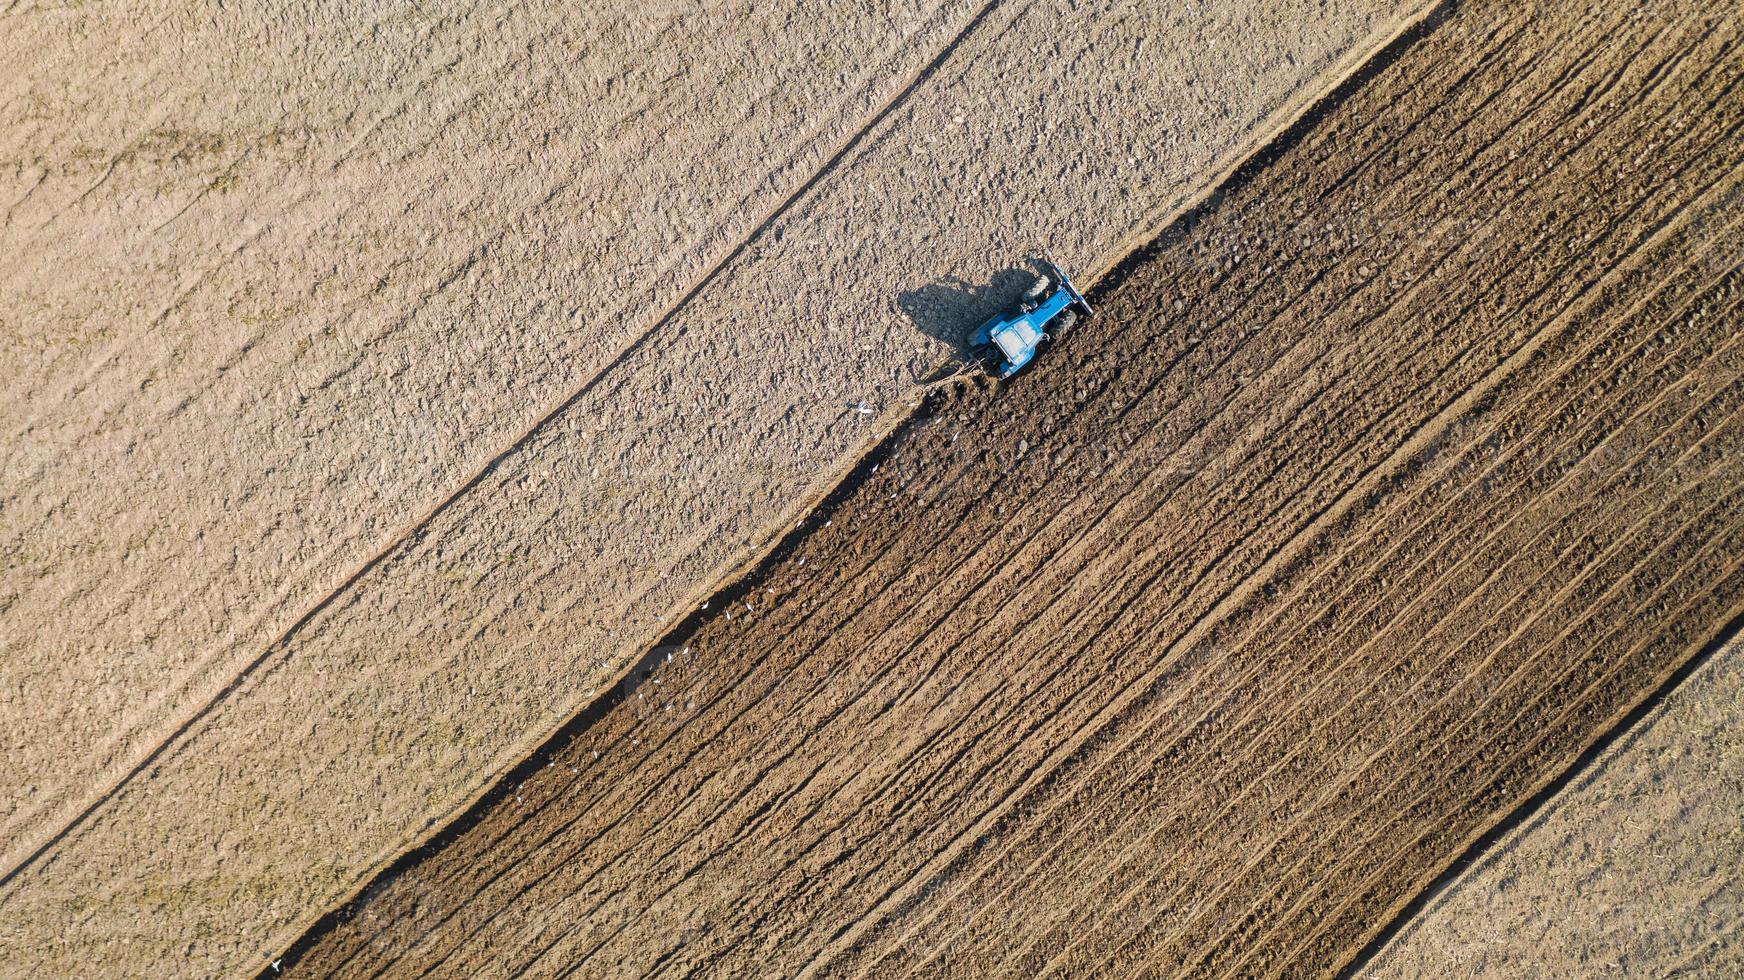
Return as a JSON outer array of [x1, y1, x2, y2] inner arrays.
[[0, 0, 1025, 855], [269, 0, 1457, 970], [548, 180, 1495, 973], [0, 0, 1005, 896], [659, 1, 1506, 948], [502, 1, 1470, 969], [1350, 643, 1744, 972], [793, 56, 1741, 979]]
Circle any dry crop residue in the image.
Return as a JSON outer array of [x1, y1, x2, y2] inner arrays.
[[284, 2, 1744, 976], [0, 0, 982, 881]]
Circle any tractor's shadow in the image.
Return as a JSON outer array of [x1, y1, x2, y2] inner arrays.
[[897, 259, 1045, 381]]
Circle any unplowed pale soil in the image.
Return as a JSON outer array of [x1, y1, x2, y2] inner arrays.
[[281, 2, 1744, 976]]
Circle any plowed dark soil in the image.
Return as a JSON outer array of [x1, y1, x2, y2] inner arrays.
[[281, 2, 1744, 976]]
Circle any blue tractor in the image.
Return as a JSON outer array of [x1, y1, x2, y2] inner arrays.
[[970, 257, 1093, 379]]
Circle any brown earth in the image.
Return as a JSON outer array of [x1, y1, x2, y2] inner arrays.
[[0, 0, 1423, 973], [1361, 635, 1743, 978], [278, 1, 1744, 976]]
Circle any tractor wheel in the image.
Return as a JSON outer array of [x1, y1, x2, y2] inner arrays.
[[1054, 310, 1078, 336], [1021, 277, 1049, 310]]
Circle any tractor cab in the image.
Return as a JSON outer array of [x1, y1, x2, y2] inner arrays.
[[992, 318, 1043, 363]]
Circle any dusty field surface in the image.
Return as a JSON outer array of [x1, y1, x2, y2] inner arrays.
[[1362, 636, 1744, 978], [279, 2, 1744, 976], [0, 0, 1421, 974], [0, 0, 984, 868]]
